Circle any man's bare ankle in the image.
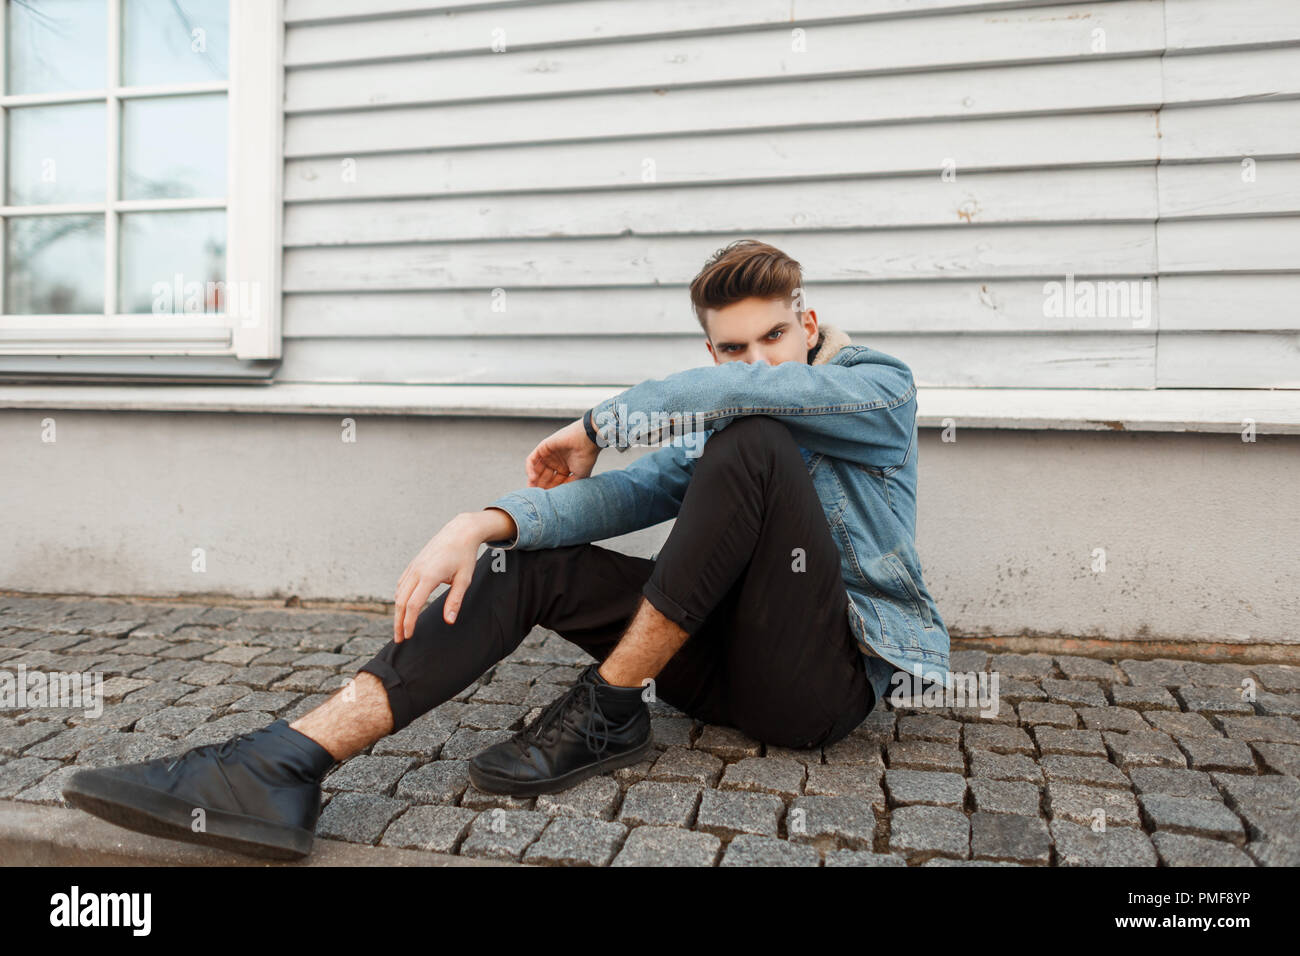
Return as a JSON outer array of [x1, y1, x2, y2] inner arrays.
[[290, 671, 394, 763]]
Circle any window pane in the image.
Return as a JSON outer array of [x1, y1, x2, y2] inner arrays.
[[7, 103, 106, 205], [121, 95, 226, 199], [5, 215, 105, 313], [7, 0, 107, 94], [122, 0, 229, 86], [119, 210, 225, 314]]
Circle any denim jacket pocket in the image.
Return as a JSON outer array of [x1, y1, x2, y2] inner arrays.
[[881, 551, 934, 629]]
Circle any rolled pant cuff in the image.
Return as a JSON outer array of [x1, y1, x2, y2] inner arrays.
[[357, 657, 415, 733], [642, 578, 705, 636]]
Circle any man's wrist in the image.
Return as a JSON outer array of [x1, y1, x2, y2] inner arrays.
[[582, 407, 602, 448]]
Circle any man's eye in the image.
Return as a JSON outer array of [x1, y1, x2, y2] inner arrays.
[[768, 330, 783, 339]]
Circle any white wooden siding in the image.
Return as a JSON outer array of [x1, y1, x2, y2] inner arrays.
[[277, 0, 1300, 388]]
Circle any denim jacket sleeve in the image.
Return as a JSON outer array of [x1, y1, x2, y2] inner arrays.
[[481, 438, 698, 551], [588, 347, 917, 469]]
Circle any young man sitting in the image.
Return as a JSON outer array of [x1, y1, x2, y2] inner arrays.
[[63, 239, 950, 860]]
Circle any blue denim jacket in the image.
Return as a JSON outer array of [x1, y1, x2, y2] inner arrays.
[[482, 324, 950, 708]]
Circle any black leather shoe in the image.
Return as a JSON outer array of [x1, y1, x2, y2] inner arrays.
[[468, 663, 652, 796], [62, 719, 337, 860]]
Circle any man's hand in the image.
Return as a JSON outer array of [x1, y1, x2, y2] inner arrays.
[[392, 512, 501, 643], [525, 417, 601, 489]]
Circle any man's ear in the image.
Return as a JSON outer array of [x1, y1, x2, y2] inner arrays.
[[803, 308, 820, 348]]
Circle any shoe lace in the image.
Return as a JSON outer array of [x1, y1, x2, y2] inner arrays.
[[165, 730, 260, 773], [518, 680, 612, 767]]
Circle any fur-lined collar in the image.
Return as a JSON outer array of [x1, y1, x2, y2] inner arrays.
[[809, 323, 853, 365]]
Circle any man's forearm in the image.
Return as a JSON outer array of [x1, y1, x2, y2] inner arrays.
[[458, 507, 517, 547]]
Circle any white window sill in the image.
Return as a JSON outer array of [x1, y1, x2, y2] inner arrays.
[[0, 383, 1296, 434]]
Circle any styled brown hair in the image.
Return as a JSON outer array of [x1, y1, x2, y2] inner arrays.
[[688, 239, 803, 335]]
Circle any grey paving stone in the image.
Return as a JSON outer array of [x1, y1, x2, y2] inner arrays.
[[887, 804, 970, 861], [1233, 803, 1300, 845], [13, 763, 81, 805], [696, 789, 785, 839], [611, 753, 657, 787], [1138, 793, 1246, 844], [132, 660, 200, 682], [0, 755, 60, 797], [318, 791, 410, 845], [1255, 692, 1300, 718], [291, 651, 353, 670], [0, 720, 62, 756], [1040, 754, 1131, 789], [1252, 742, 1300, 776], [968, 751, 1043, 785], [371, 713, 455, 759], [22, 725, 117, 760], [804, 764, 886, 809], [1174, 685, 1254, 717], [524, 817, 628, 866], [1120, 659, 1189, 687], [852, 708, 897, 744], [950, 650, 990, 674], [1046, 781, 1142, 829], [996, 679, 1047, 706], [459, 808, 550, 861], [440, 727, 514, 761], [1218, 716, 1300, 744], [1050, 819, 1158, 866], [1210, 772, 1300, 811], [722, 834, 821, 867], [175, 712, 277, 749], [296, 632, 350, 653], [395, 760, 470, 805], [650, 716, 694, 749], [460, 784, 535, 813], [203, 644, 271, 666], [824, 848, 908, 866], [133, 706, 213, 739], [1077, 706, 1148, 734], [323, 754, 417, 795], [1055, 656, 1122, 684], [379, 804, 479, 854], [694, 724, 761, 759], [225, 664, 294, 690], [1016, 702, 1078, 729], [617, 781, 702, 827], [470, 680, 530, 706], [885, 739, 964, 773], [174, 684, 250, 709], [1182, 662, 1256, 688], [1178, 736, 1256, 772], [121, 680, 192, 707], [1042, 679, 1108, 708], [788, 795, 880, 852], [963, 723, 1035, 755], [535, 774, 622, 820], [227, 690, 301, 715], [270, 669, 334, 693], [1102, 730, 1187, 770], [989, 653, 1056, 680], [719, 755, 806, 797], [69, 700, 155, 732], [97, 676, 153, 702], [971, 811, 1051, 865], [610, 826, 721, 867], [763, 743, 824, 765], [1109, 684, 1179, 711], [648, 746, 724, 787], [1142, 710, 1221, 739], [158, 642, 220, 661], [1251, 664, 1300, 694], [1128, 767, 1220, 800], [884, 769, 966, 809], [1151, 831, 1255, 867], [75, 731, 180, 768], [823, 734, 883, 765], [178, 662, 237, 687], [968, 779, 1042, 817], [1245, 840, 1300, 867], [897, 714, 962, 745], [1031, 726, 1107, 758]]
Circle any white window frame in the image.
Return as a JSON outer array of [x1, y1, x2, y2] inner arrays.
[[0, 0, 281, 362]]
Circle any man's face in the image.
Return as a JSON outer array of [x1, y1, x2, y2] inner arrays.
[[704, 296, 820, 366]]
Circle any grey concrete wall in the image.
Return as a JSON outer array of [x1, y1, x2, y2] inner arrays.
[[2, 409, 1296, 652]]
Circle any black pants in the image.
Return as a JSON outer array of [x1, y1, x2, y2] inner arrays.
[[359, 415, 875, 750]]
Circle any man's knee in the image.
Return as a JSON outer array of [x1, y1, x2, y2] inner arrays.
[[703, 415, 801, 471]]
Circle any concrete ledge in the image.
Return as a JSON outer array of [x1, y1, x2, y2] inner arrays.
[[0, 382, 1296, 433], [0, 800, 513, 867]]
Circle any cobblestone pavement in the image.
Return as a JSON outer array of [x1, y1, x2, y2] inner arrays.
[[2, 594, 1298, 867]]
